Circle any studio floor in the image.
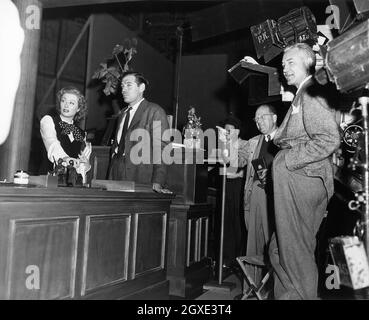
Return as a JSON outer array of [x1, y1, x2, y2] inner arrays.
[[192, 269, 369, 300]]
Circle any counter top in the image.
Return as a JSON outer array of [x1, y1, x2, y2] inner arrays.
[[0, 183, 175, 202]]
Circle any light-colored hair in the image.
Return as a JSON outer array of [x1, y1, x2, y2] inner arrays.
[[56, 86, 87, 123], [284, 42, 316, 75], [256, 104, 277, 115]]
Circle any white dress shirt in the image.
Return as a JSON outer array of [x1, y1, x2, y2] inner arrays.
[[264, 129, 277, 142], [292, 75, 312, 114], [114, 98, 144, 154]]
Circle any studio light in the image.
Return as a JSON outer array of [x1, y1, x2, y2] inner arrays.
[[322, 19, 369, 93], [250, 6, 318, 63]]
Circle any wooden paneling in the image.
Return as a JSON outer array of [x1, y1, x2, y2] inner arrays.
[[132, 212, 167, 278], [187, 218, 198, 267], [168, 219, 178, 267], [168, 203, 212, 298], [198, 217, 209, 261], [81, 214, 130, 296], [0, 186, 173, 299], [90, 146, 111, 180], [186, 217, 209, 266], [6, 217, 79, 300], [166, 150, 208, 205]]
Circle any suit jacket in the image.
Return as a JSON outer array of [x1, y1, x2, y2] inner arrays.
[[111, 99, 169, 185], [274, 77, 341, 200], [238, 134, 265, 215]]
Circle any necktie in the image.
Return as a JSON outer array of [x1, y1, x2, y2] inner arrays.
[[266, 134, 271, 142], [117, 107, 132, 156]]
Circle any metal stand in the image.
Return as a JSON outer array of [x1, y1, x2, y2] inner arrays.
[[358, 91, 369, 257], [203, 162, 236, 292], [173, 26, 183, 130]]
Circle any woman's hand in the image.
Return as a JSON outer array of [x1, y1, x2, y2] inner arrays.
[[153, 183, 173, 194], [63, 157, 80, 167], [79, 141, 92, 161]]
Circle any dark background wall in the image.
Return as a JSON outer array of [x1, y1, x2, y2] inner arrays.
[[85, 13, 175, 132], [28, 0, 331, 172]]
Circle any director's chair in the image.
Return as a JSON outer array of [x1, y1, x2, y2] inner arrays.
[[236, 255, 273, 300]]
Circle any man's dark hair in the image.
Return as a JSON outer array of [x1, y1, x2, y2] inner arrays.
[[121, 71, 149, 87], [223, 116, 242, 130]]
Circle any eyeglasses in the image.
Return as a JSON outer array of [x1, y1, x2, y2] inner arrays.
[[253, 114, 274, 123]]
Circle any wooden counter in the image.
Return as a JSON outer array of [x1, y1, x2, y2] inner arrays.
[[0, 185, 174, 300]]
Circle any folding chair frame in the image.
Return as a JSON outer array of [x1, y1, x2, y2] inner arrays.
[[236, 256, 272, 300]]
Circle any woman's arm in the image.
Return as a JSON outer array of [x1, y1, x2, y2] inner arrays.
[[40, 115, 69, 163]]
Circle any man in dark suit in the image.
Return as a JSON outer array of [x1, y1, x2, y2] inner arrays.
[[108, 71, 171, 193], [269, 43, 341, 299]]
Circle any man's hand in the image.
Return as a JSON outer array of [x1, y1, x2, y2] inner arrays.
[[217, 126, 228, 143], [257, 168, 268, 183], [152, 183, 173, 194]]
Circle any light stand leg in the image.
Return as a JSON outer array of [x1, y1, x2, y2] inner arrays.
[[218, 164, 227, 284], [173, 27, 183, 130], [203, 163, 235, 293], [359, 94, 369, 257]]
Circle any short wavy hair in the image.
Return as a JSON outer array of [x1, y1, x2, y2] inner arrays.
[[56, 86, 87, 123], [284, 42, 316, 75]]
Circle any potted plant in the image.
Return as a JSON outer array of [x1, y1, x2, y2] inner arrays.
[[92, 38, 138, 96]]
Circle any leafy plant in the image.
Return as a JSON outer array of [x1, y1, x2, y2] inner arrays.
[[92, 38, 138, 96]]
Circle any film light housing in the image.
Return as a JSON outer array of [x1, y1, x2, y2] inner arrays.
[[322, 19, 369, 93], [250, 6, 318, 63]]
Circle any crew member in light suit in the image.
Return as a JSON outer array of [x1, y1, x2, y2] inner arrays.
[[269, 43, 341, 299], [108, 71, 172, 193], [220, 105, 279, 288], [238, 105, 279, 287]]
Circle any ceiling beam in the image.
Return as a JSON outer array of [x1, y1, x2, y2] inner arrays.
[[42, 0, 136, 8], [41, 0, 225, 9]]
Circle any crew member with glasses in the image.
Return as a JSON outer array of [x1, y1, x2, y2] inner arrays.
[[222, 104, 279, 295]]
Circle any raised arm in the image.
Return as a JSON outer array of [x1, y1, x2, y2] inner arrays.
[[40, 115, 69, 163]]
